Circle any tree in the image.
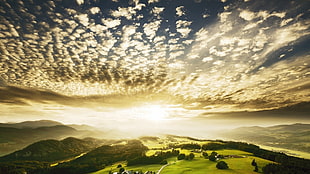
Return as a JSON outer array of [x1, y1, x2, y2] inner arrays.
[[211, 151, 218, 156], [177, 154, 186, 160], [251, 159, 257, 166], [216, 161, 229, 169], [254, 165, 258, 172], [119, 167, 125, 173], [188, 153, 195, 160], [209, 152, 217, 162], [202, 152, 208, 158], [160, 160, 167, 165], [209, 155, 217, 161]]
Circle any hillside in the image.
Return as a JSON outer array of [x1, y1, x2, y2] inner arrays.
[[0, 137, 100, 162], [220, 123, 310, 153], [1, 136, 310, 174], [0, 120, 108, 156], [0, 125, 78, 156]]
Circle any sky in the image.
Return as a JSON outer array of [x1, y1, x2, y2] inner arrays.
[[0, 0, 309, 135]]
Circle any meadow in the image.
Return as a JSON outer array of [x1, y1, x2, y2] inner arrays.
[[91, 137, 273, 174]]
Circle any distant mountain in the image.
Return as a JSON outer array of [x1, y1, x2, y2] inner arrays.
[[0, 137, 100, 162], [0, 125, 79, 156], [220, 123, 310, 153], [0, 120, 109, 156], [0, 120, 63, 129]]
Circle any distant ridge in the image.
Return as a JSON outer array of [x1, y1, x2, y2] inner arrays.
[[0, 120, 105, 156], [0, 120, 63, 129], [220, 123, 310, 153]]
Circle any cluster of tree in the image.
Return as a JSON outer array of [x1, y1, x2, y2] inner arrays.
[[202, 142, 226, 150], [127, 149, 179, 166], [0, 161, 49, 174], [169, 143, 201, 150], [251, 159, 258, 172], [0, 137, 98, 162], [177, 153, 195, 160], [208, 151, 218, 162], [170, 140, 310, 173], [216, 161, 229, 169], [209, 141, 310, 174]]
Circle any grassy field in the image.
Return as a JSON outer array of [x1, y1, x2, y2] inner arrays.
[[160, 149, 272, 174], [90, 149, 273, 174], [90, 161, 162, 174]]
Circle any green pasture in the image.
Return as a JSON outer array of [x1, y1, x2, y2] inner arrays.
[[91, 149, 273, 174]]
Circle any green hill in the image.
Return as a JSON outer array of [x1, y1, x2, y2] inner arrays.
[[0, 125, 80, 156], [1, 136, 310, 174], [0, 137, 99, 162], [0, 120, 107, 156]]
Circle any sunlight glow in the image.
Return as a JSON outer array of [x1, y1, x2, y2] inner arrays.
[[130, 105, 169, 121]]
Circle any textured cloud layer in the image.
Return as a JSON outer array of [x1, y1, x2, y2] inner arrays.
[[0, 0, 309, 112]]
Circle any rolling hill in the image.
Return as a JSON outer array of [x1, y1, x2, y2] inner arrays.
[[1, 136, 310, 174], [0, 137, 100, 162], [220, 123, 310, 153], [0, 120, 106, 156]]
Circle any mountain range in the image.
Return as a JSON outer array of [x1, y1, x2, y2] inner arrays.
[[0, 120, 105, 156], [220, 123, 310, 153]]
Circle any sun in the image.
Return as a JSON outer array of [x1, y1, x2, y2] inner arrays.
[[131, 105, 169, 121]]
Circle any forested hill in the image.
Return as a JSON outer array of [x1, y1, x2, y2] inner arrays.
[[0, 137, 101, 162], [0, 120, 106, 156]]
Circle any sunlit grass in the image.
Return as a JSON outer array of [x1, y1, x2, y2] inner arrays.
[[161, 150, 273, 174], [91, 149, 273, 174], [89, 161, 162, 174]]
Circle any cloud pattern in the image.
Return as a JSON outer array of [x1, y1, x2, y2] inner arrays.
[[0, 0, 309, 111]]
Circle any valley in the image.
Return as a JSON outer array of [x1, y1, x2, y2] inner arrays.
[[1, 121, 310, 174]]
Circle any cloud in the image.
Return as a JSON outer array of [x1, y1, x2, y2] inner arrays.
[[0, 76, 7, 87], [148, 0, 160, 4], [76, 14, 89, 26], [101, 18, 121, 28], [89, 7, 100, 14], [239, 9, 255, 21], [152, 6, 165, 16], [76, 0, 84, 5], [110, 7, 136, 20], [143, 20, 161, 40], [176, 6, 185, 17], [176, 20, 192, 37], [0, 0, 308, 114]]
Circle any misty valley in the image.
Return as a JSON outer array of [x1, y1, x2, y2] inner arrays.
[[0, 120, 310, 174]]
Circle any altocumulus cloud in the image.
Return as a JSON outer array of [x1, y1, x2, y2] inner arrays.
[[0, 0, 309, 112]]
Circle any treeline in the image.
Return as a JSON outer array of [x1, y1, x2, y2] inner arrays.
[[0, 161, 49, 174], [127, 149, 180, 166]]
